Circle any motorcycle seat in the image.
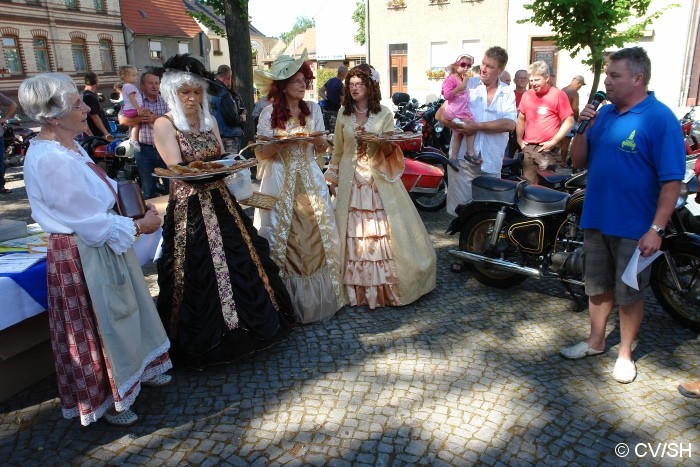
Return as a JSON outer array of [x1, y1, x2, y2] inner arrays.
[[537, 170, 569, 186], [472, 176, 518, 205], [521, 184, 569, 203], [473, 176, 518, 192], [519, 184, 569, 217]]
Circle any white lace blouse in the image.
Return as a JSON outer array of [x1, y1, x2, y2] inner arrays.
[[23, 139, 137, 254]]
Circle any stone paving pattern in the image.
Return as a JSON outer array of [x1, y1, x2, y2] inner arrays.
[[1, 165, 699, 465]]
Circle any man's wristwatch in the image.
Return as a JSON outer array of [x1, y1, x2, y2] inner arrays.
[[650, 224, 665, 237]]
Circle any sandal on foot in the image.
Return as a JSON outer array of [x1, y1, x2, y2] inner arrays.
[[142, 373, 172, 388], [450, 262, 465, 273], [103, 409, 139, 427], [560, 341, 605, 360]]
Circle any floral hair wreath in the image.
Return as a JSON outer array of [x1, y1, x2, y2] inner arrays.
[[353, 64, 381, 83]]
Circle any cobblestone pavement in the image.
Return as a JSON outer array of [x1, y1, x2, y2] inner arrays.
[[1, 165, 699, 466]]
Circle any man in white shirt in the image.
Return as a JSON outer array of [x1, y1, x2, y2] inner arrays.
[[437, 46, 517, 217]]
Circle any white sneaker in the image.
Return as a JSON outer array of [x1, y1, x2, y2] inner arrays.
[[612, 358, 637, 383]]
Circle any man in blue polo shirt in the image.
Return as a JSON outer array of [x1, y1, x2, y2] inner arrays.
[[560, 47, 685, 383]]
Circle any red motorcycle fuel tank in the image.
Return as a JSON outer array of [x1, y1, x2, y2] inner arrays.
[[402, 158, 444, 192], [92, 144, 114, 160]]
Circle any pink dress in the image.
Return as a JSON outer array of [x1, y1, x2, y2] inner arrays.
[[343, 114, 401, 308], [121, 82, 143, 117], [442, 74, 474, 122]]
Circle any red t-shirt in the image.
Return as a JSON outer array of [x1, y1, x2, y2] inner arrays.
[[518, 87, 573, 143], [514, 90, 525, 108]]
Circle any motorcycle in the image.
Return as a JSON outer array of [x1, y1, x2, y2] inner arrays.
[[3, 122, 37, 167], [446, 173, 700, 331], [395, 136, 448, 211], [78, 136, 140, 184], [681, 107, 700, 156], [391, 93, 458, 211], [391, 92, 420, 129]]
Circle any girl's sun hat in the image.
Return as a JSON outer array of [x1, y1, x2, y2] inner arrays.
[[445, 51, 475, 73]]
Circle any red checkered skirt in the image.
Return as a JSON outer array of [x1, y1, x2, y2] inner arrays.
[[47, 234, 170, 426]]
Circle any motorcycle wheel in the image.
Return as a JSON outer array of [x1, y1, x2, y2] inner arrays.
[[412, 170, 447, 212], [651, 242, 700, 332], [459, 211, 528, 288]]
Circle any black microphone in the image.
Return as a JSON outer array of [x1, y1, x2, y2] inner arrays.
[[576, 91, 607, 134]]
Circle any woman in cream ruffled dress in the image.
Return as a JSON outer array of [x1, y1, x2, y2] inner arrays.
[[253, 50, 346, 323], [325, 65, 436, 309]]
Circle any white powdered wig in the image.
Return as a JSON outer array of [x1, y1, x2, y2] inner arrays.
[[160, 71, 214, 132]]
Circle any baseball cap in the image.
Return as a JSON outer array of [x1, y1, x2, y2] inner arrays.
[[573, 74, 586, 85]]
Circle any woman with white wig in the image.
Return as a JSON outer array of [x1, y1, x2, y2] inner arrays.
[[153, 55, 295, 370], [18, 72, 172, 427]]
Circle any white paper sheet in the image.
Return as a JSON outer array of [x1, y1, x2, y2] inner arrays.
[[621, 248, 663, 290], [0, 253, 47, 274]]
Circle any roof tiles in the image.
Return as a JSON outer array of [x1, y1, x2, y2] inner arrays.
[[121, 0, 201, 38]]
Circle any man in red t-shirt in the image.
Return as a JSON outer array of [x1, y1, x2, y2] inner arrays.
[[516, 61, 574, 183]]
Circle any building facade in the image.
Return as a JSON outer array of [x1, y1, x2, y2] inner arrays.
[[367, 0, 509, 105], [367, 0, 700, 110], [0, 0, 125, 96], [121, 0, 201, 74]]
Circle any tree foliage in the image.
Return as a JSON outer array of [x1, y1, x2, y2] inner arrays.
[[192, 0, 256, 149], [316, 68, 335, 89], [352, 1, 366, 45], [520, 0, 677, 100], [280, 16, 315, 44]]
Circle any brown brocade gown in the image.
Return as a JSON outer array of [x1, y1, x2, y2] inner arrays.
[[156, 118, 295, 369]]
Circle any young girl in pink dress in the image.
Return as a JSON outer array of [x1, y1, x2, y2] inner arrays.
[[442, 53, 480, 165], [119, 65, 144, 151]]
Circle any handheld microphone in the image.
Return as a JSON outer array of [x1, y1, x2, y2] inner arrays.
[[576, 91, 607, 134]]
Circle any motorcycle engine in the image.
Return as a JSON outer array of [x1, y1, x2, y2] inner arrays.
[[550, 247, 584, 274]]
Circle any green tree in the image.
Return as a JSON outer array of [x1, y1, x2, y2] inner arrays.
[[520, 0, 676, 101], [352, 1, 366, 45], [188, 0, 256, 150], [280, 16, 315, 45]]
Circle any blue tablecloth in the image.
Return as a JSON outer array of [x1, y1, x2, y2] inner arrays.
[[0, 258, 48, 310], [0, 231, 160, 330]]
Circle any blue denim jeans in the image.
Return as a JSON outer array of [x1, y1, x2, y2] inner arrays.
[[135, 143, 168, 199]]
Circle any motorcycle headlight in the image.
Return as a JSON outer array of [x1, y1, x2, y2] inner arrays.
[[414, 123, 423, 134], [434, 122, 444, 133]]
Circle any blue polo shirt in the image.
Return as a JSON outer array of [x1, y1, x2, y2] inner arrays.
[[581, 92, 685, 240]]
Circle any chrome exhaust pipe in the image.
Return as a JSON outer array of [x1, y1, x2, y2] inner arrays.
[[448, 249, 543, 279]]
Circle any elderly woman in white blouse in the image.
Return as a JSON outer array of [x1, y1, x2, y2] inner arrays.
[[18, 73, 172, 427]]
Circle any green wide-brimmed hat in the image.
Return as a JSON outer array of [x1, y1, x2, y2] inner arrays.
[[254, 48, 308, 96]]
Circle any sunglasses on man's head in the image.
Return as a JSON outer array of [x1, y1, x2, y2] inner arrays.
[[459, 62, 472, 68]]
